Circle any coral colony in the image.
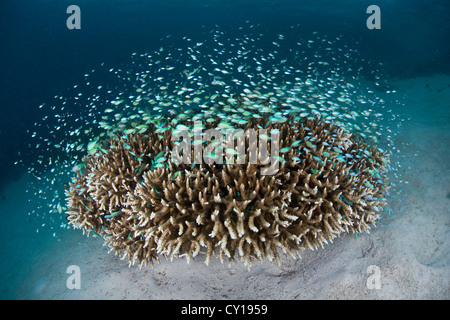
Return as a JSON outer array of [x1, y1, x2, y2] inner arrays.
[[66, 103, 388, 268]]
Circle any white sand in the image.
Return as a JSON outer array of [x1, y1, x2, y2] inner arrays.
[[1, 75, 449, 300]]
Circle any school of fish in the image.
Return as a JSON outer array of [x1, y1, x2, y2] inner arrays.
[[18, 23, 405, 236]]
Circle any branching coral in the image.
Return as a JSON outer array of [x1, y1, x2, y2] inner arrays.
[[66, 116, 388, 268]]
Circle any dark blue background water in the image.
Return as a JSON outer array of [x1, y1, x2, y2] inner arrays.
[[1, 0, 449, 193]]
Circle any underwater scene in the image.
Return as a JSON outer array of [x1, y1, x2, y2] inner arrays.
[[0, 0, 449, 300]]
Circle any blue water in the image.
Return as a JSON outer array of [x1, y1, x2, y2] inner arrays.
[[1, 0, 449, 187], [0, 0, 449, 299]]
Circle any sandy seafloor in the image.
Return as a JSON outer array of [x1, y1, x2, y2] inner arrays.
[[0, 74, 448, 300]]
